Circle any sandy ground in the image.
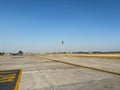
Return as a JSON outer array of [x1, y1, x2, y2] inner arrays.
[[0, 55, 120, 90], [45, 54, 120, 59]]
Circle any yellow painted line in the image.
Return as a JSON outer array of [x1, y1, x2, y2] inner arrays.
[[0, 71, 17, 74], [0, 74, 16, 82], [8, 75, 16, 78], [0, 76, 15, 80], [0, 74, 16, 78], [0, 79, 13, 82], [14, 69, 22, 90], [0, 78, 14, 81], [39, 56, 120, 76]]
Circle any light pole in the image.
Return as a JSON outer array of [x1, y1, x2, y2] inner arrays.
[[62, 41, 64, 54]]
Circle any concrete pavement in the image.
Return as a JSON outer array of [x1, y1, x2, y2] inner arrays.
[[39, 55, 120, 75], [0, 55, 120, 90]]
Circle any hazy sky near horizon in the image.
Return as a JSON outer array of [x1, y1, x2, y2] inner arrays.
[[0, 0, 120, 53]]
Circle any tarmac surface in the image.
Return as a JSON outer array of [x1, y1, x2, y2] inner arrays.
[[39, 55, 120, 75], [0, 55, 120, 90]]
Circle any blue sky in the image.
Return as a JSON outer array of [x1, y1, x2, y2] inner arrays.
[[0, 0, 120, 53]]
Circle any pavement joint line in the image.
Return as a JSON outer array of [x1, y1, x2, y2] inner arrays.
[[37, 56, 120, 76], [38, 70, 55, 89]]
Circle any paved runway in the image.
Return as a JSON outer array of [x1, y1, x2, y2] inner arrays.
[[0, 55, 120, 90], [39, 55, 120, 75]]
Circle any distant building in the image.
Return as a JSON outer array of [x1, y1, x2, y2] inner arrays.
[[10, 51, 23, 56], [18, 51, 23, 56]]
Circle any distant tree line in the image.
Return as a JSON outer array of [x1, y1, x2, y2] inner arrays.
[[72, 51, 120, 54], [0, 52, 5, 55], [52, 51, 120, 54]]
